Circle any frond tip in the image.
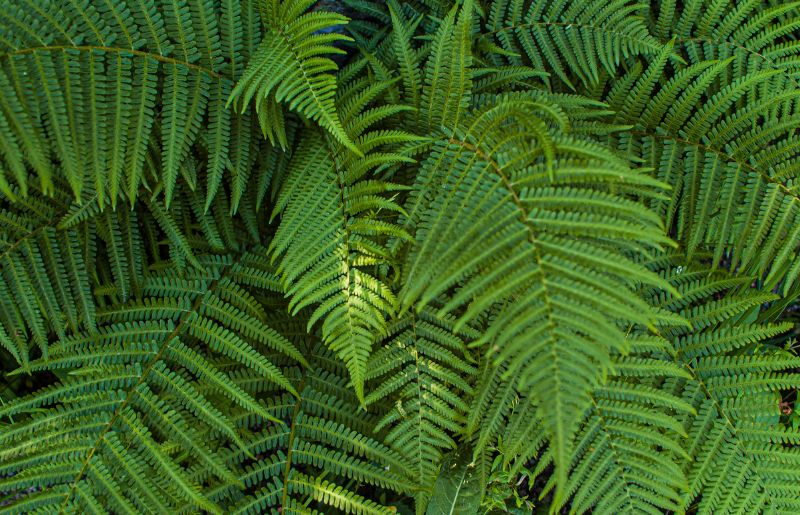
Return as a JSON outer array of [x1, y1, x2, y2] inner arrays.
[[227, 0, 360, 154]]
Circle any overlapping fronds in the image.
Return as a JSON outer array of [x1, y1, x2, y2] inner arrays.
[[647, 261, 800, 514], [651, 0, 800, 83], [0, 251, 301, 514], [228, 0, 358, 153], [0, 0, 262, 209], [210, 343, 414, 514], [558, 333, 694, 514], [417, 0, 476, 132], [484, 0, 664, 89], [0, 171, 268, 371], [470, 258, 800, 514], [562, 258, 800, 514], [0, 183, 97, 367], [466, 318, 693, 514], [557, 257, 800, 514], [1, 1, 800, 513], [400, 90, 672, 496], [603, 38, 800, 296]]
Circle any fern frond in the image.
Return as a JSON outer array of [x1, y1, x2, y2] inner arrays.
[[0, 0, 265, 208], [0, 185, 105, 368], [269, 76, 417, 400], [649, 260, 800, 514], [600, 11, 800, 294], [559, 336, 694, 514], [0, 252, 301, 513], [212, 345, 413, 514], [400, 93, 671, 498], [418, 0, 476, 132]]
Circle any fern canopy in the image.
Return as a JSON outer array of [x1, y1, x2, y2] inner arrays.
[[1, 0, 800, 514]]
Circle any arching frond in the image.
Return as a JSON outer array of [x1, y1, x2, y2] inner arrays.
[[603, 45, 800, 294], [209, 344, 413, 515], [649, 261, 800, 514], [228, 0, 358, 153], [543, 259, 798, 514], [560, 335, 694, 514], [0, 0, 263, 209], [400, 92, 672, 499]]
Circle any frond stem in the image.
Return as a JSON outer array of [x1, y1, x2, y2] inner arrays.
[[674, 36, 800, 91], [0, 45, 222, 78], [629, 129, 800, 205], [447, 136, 564, 475], [481, 20, 661, 50], [679, 361, 774, 505]]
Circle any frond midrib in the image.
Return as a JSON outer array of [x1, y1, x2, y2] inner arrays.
[[672, 36, 800, 91], [280, 377, 306, 508], [322, 129, 360, 352], [0, 45, 223, 79], [629, 129, 800, 205], [446, 135, 566, 475], [482, 19, 661, 50], [585, 396, 638, 512], [408, 312, 428, 485], [0, 192, 79, 262]]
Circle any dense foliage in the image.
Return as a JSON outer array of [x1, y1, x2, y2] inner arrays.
[[1, 0, 800, 513]]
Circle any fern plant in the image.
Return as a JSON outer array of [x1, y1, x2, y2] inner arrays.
[[2, 0, 800, 513]]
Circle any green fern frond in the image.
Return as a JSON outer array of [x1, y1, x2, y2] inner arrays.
[[558, 336, 694, 514], [599, 11, 800, 294], [212, 345, 413, 514], [649, 260, 800, 514], [400, 93, 671, 499], [0, 252, 302, 513], [0, 185, 104, 368], [418, 0, 476, 132], [269, 76, 417, 400], [2, 1, 800, 513], [0, 0, 263, 208]]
